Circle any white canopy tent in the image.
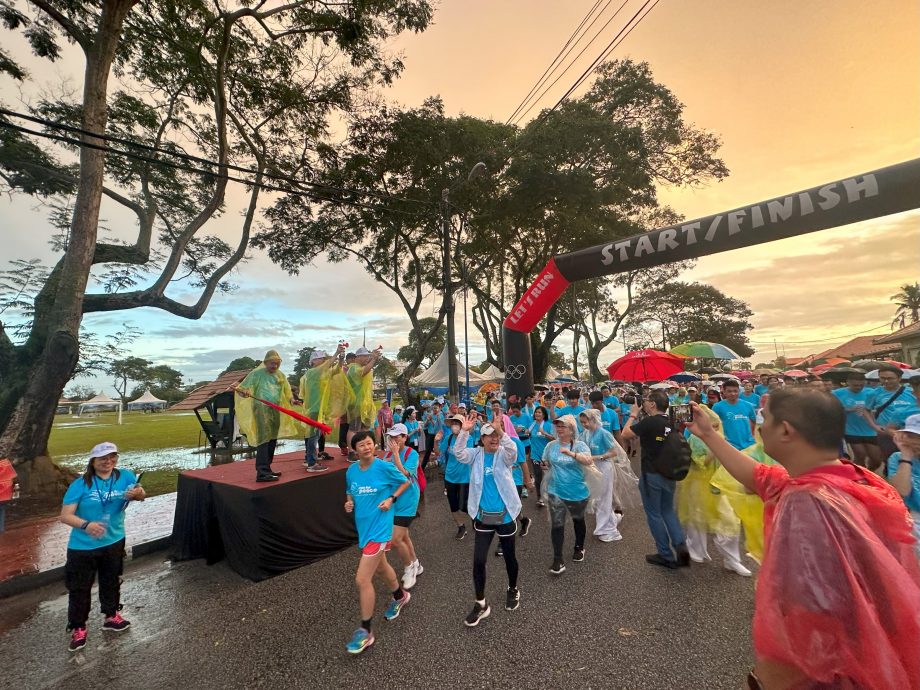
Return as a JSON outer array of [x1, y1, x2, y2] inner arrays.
[[410, 346, 490, 388], [78, 392, 123, 424], [543, 366, 561, 382], [478, 364, 504, 383], [127, 389, 168, 410]]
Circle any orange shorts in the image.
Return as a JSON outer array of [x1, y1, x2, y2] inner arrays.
[[361, 540, 391, 557]]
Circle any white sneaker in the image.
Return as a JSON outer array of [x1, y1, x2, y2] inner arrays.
[[724, 561, 752, 577], [614, 512, 624, 526], [401, 566, 417, 590], [414, 561, 424, 576], [690, 553, 712, 564]]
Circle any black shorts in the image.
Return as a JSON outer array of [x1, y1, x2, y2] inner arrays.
[[394, 515, 415, 528], [472, 518, 517, 537], [845, 435, 877, 446], [445, 481, 469, 513]]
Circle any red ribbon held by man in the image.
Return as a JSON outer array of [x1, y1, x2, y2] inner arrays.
[[254, 398, 332, 435]]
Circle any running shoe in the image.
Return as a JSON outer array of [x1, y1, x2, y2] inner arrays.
[[676, 546, 691, 568], [346, 627, 375, 654], [572, 547, 585, 563], [536, 499, 545, 508], [306, 464, 328, 473], [495, 545, 503, 557], [102, 612, 131, 631], [505, 587, 520, 611], [384, 591, 411, 621], [401, 565, 417, 590], [521, 488, 529, 498], [549, 560, 566, 575], [520, 517, 532, 537], [68, 627, 87, 652], [455, 524, 468, 541], [463, 601, 491, 627], [724, 561, 752, 577], [414, 561, 424, 577], [645, 553, 678, 569], [320, 452, 333, 460], [347, 451, 358, 463]]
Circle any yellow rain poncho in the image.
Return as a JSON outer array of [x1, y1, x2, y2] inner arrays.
[[709, 429, 776, 563], [344, 363, 376, 428], [677, 406, 740, 537], [299, 356, 338, 438], [235, 361, 304, 447]]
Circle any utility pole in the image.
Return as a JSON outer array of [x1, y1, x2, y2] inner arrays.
[[442, 187, 459, 403]]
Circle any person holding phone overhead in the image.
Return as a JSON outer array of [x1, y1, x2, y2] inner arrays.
[[59, 442, 145, 653]]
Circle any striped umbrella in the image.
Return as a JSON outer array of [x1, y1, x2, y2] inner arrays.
[[670, 341, 742, 360]]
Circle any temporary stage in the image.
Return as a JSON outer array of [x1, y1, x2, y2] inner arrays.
[[170, 450, 357, 581]]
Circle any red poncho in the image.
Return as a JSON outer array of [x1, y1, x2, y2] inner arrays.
[[753, 462, 920, 689]]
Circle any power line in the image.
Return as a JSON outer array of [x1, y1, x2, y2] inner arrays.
[[0, 118, 428, 217], [509, 0, 633, 127], [505, 0, 610, 125], [746, 322, 894, 346], [0, 107, 434, 209]]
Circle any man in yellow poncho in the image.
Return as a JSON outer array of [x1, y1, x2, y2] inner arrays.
[[344, 346, 382, 461], [300, 344, 346, 473], [233, 350, 304, 482]]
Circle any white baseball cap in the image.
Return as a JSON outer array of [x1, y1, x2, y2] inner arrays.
[[386, 423, 409, 436], [480, 423, 497, 436], [89, 441, 118, 458], [355, 346, 372, 356], [903, 414, 920, 436], [310, 350, 328, 362]]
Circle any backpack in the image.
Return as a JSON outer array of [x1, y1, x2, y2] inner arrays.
[[652, 424, 692, 481]]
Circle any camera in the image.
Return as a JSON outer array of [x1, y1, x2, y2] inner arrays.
[[670, 403, 693, 425], [621, 394, 637, 405]]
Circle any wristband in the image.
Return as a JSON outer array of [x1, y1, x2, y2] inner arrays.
[[80, 520, 90, 530], [389, 494, 397, 502], [899, 459, 913, 465]]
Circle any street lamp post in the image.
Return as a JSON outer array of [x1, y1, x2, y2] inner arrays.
[[442, 162, 487, 404]]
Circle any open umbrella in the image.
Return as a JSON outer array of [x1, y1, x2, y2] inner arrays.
[[782, 369, 811, 378], [851, 359, 888, 372], [711, 373, 740, 381], [668, 372, 701, 383], [670, 341, 742, 360], [606, 349, 684, 383], [902, 369, 920, 380], [732, 370, 756, 379], [819, 366, 867, 382], [886, 360, 913, 369]]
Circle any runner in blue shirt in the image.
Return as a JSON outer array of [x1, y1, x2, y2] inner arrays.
[[601, 386, 620, 411], [553, 389, 587, 431], [528, 406, 554, 508], [60, 442, 146, 653], [889, 416, 920, 556], [344, 431, 411, 654], [439, 415, 473, 541], [711, 381, 757, 450], [832, 372, 883, 471], [740, 380, 761, 409], [865, 365, 919, 465], [392, 406, 403, 425], [421, 402, 444, 470], [588, 391, 622, 445], [754, 373, 770, 396], [523, 394, 538, 417], [382, 424, 424, 590], [403, 408, 421, 451]]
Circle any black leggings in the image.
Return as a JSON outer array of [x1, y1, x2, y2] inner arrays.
[[472, 520, 518, 600], [65, 538, 125, 629], [421, 431, 437, 469], [548, 495, 588, 560], [445, 481, 469, 513], [529, 459, 544, 499]]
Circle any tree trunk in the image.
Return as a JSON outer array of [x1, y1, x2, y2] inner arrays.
[[0, 1, 137, 497]]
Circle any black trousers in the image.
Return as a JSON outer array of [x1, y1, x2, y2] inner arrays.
[[255, 439, 278, 476], [65, 538, 125, 629], [421, 431, 437, 469], [338, 422, 349, 448], [529, 459, 544, 499], [472, 519, 518, 600]]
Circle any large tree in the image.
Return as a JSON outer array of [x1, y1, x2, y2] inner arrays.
[[108, 355, 150, 403], [396, 317, 445, 369], [622, 281, 755, 357], [0, 0, 432, 494]]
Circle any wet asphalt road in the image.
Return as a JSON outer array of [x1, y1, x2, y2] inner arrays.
[[0, 483, 756, 690]]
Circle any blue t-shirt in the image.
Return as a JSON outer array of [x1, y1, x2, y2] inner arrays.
[[424, 411, 445, 434], [556, 404, 586, 430], [832, 388, 877, 437], [393, 413, 402, 425], [886, 452, 920, 512], [870, 387, 919, 428], [346, 459, 408, 547], [509, 413, 534, 448], [581, 427, 617, 459], [404, 419, 420, 443], [544, 440, 591, 501], [596, 407, 621, 433], [511, 437, 527, 485], [740, 392, 761, 408], [754, 384, 769, 396], [63, 470, 138, 551], [712, 400, 757, 450], [619, 401, 632, 425], [384, 448, 420, 517], [478, 452, 511, 523], [603, 395, 620, 410], [529, 420, 554, 461], [439, 432, 472, 484]]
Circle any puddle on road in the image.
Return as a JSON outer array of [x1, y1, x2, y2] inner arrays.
[[56, 441, 296, 473]]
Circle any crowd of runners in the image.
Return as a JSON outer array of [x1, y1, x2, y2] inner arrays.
[[54, 349, 920, 688]]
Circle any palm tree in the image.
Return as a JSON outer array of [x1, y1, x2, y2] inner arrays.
[[891, 282, 920, 328]]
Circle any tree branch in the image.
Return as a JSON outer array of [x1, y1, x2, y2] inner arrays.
[[28, 0, 91, 50]]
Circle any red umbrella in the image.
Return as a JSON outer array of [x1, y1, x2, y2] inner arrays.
[[782, 369, 811, 378], [885, 360, 913, 370], [733, 370, 756, 379], [606, 349, 685, 383]]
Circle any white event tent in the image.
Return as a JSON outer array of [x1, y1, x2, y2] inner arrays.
[[78, 392, 123, 424], [127, 389, 168, 410], [410, 346, 490, 389]]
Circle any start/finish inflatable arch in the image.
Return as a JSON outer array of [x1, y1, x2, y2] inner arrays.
[[502, 158, 920, 397]]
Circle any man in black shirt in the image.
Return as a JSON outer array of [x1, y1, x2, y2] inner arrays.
[[622, 390, 690, 569]]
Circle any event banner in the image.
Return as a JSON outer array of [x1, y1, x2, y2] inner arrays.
[[502, 157, 920, 396]]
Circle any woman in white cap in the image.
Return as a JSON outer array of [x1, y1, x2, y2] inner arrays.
[[543, 414, 593, 574], [453, 410, 523, 625], [383, 423, 424, 589], [59, 442, 145, 652]]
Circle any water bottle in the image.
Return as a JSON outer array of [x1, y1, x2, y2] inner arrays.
[[98, 512, 111, 539]]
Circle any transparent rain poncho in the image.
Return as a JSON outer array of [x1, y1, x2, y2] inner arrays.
[[540, 414, 605, 516], [235, 363, 304, 447], [677, 406, 741, 537]]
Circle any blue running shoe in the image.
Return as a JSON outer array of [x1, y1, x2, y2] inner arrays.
[[384, 590, 411, 621], [346, 628, 375, 654]]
